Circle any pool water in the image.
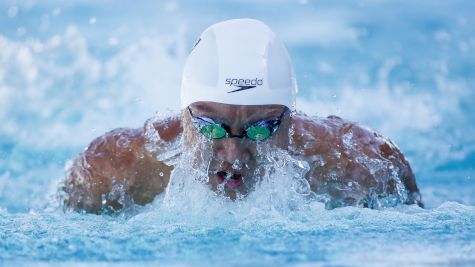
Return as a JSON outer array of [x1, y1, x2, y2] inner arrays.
[[1, 0, 475, 266]]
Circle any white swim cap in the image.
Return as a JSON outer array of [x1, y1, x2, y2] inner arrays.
[[180, 18, 297, 109]]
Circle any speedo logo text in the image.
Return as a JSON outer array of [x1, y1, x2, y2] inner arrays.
[[225, 78, 263, 93]]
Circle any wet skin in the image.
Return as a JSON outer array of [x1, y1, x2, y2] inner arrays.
[[62, 102, 422, 213]]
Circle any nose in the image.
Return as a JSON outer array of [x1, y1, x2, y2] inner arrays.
[[216, 138, 251, 164]]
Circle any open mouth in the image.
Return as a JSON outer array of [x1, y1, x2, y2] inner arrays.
[[215, 171, 243, 189]]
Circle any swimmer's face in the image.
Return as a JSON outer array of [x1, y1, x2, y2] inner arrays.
[[182, 101, 291, 199]]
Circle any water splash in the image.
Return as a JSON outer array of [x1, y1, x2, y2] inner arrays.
[[50, 103, 421, 222], [144, 112, 182, 166], [1, 1, 474, 265], [289, 112, 415, 209]]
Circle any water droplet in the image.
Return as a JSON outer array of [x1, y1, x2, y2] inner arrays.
[[334, 151, 341, 159], [116, 136, 130, 148], [159, 172, 164, 177], [232, 160, 241, 170]]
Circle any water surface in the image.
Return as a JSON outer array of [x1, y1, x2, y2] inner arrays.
[[1, 0, 474, 266]]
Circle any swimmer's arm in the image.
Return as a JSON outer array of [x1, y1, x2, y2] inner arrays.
[[343, 122, 423, 207], [293, 115, 422, 208], [61, 127, 172, 214]]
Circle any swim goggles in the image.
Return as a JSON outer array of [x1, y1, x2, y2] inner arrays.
[[188, 107, 288, 141]]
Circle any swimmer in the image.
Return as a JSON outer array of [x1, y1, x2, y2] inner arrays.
[[61, 19, 422, 213]]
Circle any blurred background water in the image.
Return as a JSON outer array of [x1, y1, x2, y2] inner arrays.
[[1, 0, 474, 266]]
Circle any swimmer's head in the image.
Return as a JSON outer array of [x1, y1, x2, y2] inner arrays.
[[180, 19, 296, 198], [180, 18, 297, 109]]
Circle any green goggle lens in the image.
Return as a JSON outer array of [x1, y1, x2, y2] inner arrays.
[[245, 126, 271, 141], [200, 124, 227, 139], [188, 106, 286, 141]]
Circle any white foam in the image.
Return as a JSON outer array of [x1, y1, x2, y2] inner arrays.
[[0, 26, 186, 149]]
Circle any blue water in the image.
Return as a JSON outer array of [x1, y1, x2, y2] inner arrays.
[[1, 0, 475, 266]]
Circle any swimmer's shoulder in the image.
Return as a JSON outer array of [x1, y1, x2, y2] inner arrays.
[[63, 115, 182, 213], [84, 127, 145, 165], [290, 112, 421, 204], [79, 114, 182, 168], [291, 112, 399, 156], [145, 113, 183, 143], [290, 113, 350, 155], [291, 113, 397, 159]]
